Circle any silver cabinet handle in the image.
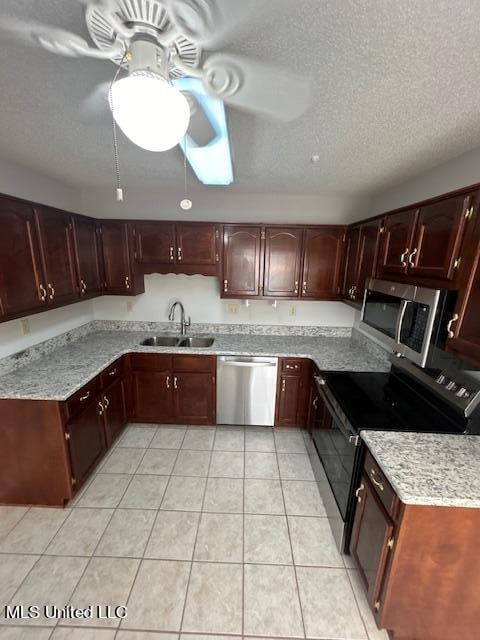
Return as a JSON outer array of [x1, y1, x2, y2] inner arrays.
[[173, 376, 178, 390], [125, 276, 130, 289], [79, 391, 91, 402], [177, 247, 182, 261], [408, 248, 417, 268], [356, 483, 365, 503], [281, 378, 286, 392], [108, 368, 117, 377], [166, 375, 170, 389], [169, 246, 175, 261], [312, 396, 319, 409], [80, 279, 87, 295], [285, 364, 299, 370], [103, 396, 110, 409], [98, 401, 104, 415], [294, 280, 299, 294], [223, 279, 228, 293], [351, 285, 357, 300], [447, 313, 460, 339], [400, 248, 409, 267], [369, 469, 384, 491], [39, 284, 47, 302], [48, 283, 55, 300], [302, 281, 307, 295]]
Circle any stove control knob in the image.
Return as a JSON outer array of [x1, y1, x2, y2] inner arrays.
[[436, 374, 447, 385], [455, 387, 470, 399], [446, 381, 458, 392]]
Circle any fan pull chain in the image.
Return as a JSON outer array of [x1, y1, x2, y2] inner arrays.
[[180, 135, 192, 210], [109, 50, 128, 202]]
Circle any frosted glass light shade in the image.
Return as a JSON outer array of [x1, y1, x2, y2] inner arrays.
[[110, 72, 191, 152]]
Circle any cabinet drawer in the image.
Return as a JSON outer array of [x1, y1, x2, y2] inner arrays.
[[66, 377, 101, 419], [364, 451, 399, 520], [100, 359, 124, 388], [280, 358, 309, 374], [173, 355, 216, 372], [130, 353, 172, 372]]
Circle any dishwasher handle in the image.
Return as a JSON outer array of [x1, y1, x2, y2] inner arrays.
[[221, 361, 277, 368]]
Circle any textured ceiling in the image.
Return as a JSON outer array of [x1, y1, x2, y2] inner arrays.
[[1, 0, 480, 196]]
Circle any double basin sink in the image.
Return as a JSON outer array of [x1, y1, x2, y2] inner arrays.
[[140, 335, 215, 348]]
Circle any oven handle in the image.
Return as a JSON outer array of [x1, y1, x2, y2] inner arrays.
[[395, 299, 410, 344], [314, 376, 359, 445]]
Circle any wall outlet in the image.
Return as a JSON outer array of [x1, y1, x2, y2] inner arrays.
[[227, 303, 239, 315], [20, 319, 30, 335], [126, 301, 133, 312], [289, 305, 297, 316]]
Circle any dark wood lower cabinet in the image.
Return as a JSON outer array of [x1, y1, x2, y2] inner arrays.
[[173, 372, 215, 425], [351, 446, 480, 640], [66, 396, 106, 490], [102, 376, 127, 446], [275, 358, 311, 428], [132, 371, 174, 423]]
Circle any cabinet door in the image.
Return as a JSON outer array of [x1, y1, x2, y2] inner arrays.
[[408, 194, 471, 281], [263, 227, 303, 297], [100, 221, 133, 293], [102, 377, 127, 446], [176, 223, 219, 266], [66, 397, 106, 490], [276, 375, 302, 427], [35, 207, 78, 306], [223, 225, 262, 297], [377, 210, 417, 277], [301, 228, 345, 299], [72, 216, 103, 297], [0, 197, 46, 319], [132, 371, 174, 423], [344, 225, 361, 300], [134, 221, 175, 265], [173, 372, 215, 425], [351, 475, 394, 607], [355, 220, 381, 301]]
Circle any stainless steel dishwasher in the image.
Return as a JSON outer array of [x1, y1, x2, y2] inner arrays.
[[217, 356, 279, 426]]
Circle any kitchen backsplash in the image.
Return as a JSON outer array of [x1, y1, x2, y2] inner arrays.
[[0, 320, 353, 376]]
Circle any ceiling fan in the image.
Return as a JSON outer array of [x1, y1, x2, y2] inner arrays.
[[1, 0, 310, 188]]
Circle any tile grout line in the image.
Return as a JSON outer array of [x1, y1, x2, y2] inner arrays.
[[116, 423, 189, 634], [177, 424, 216, 635], [242, 426, 247, 638], [275, 438, 308, 640]]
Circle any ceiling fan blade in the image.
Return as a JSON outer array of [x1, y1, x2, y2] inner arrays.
[[200, 53, 311, 122], [183, 93, 217, 147], [0, 15, 121, 58], [164, 0, 257, 47]]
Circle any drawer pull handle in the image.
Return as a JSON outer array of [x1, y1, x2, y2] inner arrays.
[[125, 276, 130, 289], [108, 369, 117, 376], [285, 364, 299, 370], [170, 246, 175, 261], [447, 313, 459, 339], [173, 376, 178, 390], [79, 391, 91, 402], [98, 401, 104, 415], [294, 280, 299, 294], [370, 469, 384, 491], [408, 248, 417, 268], [355, 483, 365, 503], [400, 248, 409, 267], [39, 284, 47, 302], [281, 379, 286, 392], [166, 375, 170, 389], [103, 396, 110, 409], [48, 283, 55, 300], [80, 279, 87, 295]]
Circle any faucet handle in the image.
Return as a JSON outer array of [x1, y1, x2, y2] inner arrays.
[[186, 316, 191, 328]]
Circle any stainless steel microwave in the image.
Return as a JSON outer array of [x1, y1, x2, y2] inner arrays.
[[359, 278, 456, 368]]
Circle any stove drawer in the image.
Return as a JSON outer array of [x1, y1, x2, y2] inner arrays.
[[364, 451, 399, 521]]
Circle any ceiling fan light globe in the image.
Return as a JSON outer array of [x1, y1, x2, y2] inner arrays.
[[110, 73, 191, 152]]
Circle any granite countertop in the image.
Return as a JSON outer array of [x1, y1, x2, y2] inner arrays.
[[0, 330, 389, 401], [361, 431, 480, 509]]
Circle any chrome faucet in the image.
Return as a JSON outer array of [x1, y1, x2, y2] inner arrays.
[[168, 300, 191, 336]]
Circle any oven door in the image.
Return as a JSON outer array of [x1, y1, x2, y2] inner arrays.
[[310, 378, 361, 550], [359, 278, 416, 354]]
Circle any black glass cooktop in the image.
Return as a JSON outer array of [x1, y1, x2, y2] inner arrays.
[[324, 369, 463, 434]]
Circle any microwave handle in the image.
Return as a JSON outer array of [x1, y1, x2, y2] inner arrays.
[[395, 300, 410, 344]]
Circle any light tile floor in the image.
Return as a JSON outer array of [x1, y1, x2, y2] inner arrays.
[[0, 424, 388, 640]]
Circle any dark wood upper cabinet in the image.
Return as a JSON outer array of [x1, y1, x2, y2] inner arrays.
[[263, 227, 303, 297], [176, 223, 219, 267], [0, 197, 46, 319], [100, 220, 144, 295], [407, 194, 472, 281], [377, 209, 418, 277], [355, 219, 381, 301], [223, 225, 262, 297], [344, 225, 361, 299], [351, 474, 394, 607], [301, 227, 345, 299], [72, 215, 103, 298], [134, 221, 175, 265], [35, 206, 78, 306]]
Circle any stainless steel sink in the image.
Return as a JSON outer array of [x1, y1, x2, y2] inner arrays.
[[140, 336, 181, 347], [140, 335, 214, 348], [177, 337, 215, 348]]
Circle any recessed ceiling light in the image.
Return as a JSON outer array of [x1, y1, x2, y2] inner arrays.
[[311, 154, 320, 164]]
